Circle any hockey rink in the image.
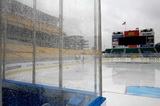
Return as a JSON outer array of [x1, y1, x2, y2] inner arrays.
[[5, 61, 160, 106]]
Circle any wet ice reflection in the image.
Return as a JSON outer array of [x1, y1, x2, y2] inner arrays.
[[103, 62, 160, 94], [5, 61, 160, 106], [5, 61, 95, 91], [6, 62, 160, 94]]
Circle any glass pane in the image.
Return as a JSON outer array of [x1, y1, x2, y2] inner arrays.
[[4, 0, 33, 83], [63, 0, 97, 92], [1, 0, 103, 105], [35, 0, 59, 87]]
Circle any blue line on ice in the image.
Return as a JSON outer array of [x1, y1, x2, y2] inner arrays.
[[126, 86, 160, 98]]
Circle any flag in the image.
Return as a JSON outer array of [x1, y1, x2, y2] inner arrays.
[[122, 22, 126, 25]]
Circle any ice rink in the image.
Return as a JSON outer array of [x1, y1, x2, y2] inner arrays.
[[102, 62, 160, 106], [5, 61, 160, 106]]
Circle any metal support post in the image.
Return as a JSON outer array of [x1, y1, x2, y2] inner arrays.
[[59, 0, 63, 88], [0, 0, 3, 105], [2, 18, 7, 80], [32, 0, 37, 84], [94, 0, 98, 95], [98, 0, 102, 97]]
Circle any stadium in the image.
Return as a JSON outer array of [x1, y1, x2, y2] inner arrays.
[[103, 29, 160, 62], [1, 0, 160, 106]]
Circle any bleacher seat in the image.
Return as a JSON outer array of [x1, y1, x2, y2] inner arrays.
[[112, 49, 124, 53], [126, 48, 139, 53], [140, 48, 156, 53], [105, 49, 111, 53]]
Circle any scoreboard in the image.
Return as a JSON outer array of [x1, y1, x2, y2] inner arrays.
[[118, 36, 146, 45], [124, 30, 139, 48], [112, 28, 154, 48]]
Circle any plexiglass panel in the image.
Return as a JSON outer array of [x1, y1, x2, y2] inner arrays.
[[4, 0, 33, 83], [0, 0, 102, 105], [35, 0, 60, 87], [63, 0, 97, 92]]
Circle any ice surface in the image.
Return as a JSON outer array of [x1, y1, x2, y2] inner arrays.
[[5, 61, 160, 106], [102, 62, 160, 106]]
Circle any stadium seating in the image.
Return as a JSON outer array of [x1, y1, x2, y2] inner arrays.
[[140, 48, 156, 53], [5, 12, 59, 35], [104, 49, 111, 53], [126, 48, 139, 53], [5, 44, 94, 60], [104, 47, 158, 54], [112, 49, 124, 53], [6, 44, 32, 52], [155, 47, 160, 53]]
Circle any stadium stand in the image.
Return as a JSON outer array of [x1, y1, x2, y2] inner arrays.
[[105, 49, 111, 53], [155, 43, 160, 53], [5, 43, 94, 61], [140, 48, 156, 53], [156, 48, 160, 53], [6, 44, 32, 53], [126, 48, 139, 53], [103, 47, 160, 59], [6, 53, 23, 59], [104, 47, 159, 54], [112, 48, 124, 53], [1, 0, 94, 63]]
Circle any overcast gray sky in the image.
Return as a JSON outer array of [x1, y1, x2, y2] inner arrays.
[[16, 0, 160, 50], [102, 0, 160, 49]]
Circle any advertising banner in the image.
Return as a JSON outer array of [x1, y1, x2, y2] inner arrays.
[[146, 36, 154, 43], [112, 34, 123, 39], [140, 44, 154, 47], [140, 32, 154, 36], [112, 41, 118, 45], [128, 45, 137, 48], [124, 30, 139, 37], [112, 34, 124, 48], [140, 28, 154, 36], [112, 38, 118, 42]]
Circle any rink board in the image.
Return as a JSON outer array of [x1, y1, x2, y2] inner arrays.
[[103, 58, 160, 63], [2, 80, 106, 106]]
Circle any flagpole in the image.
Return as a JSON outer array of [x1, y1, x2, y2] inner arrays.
[[123, 22, 126, 31]]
